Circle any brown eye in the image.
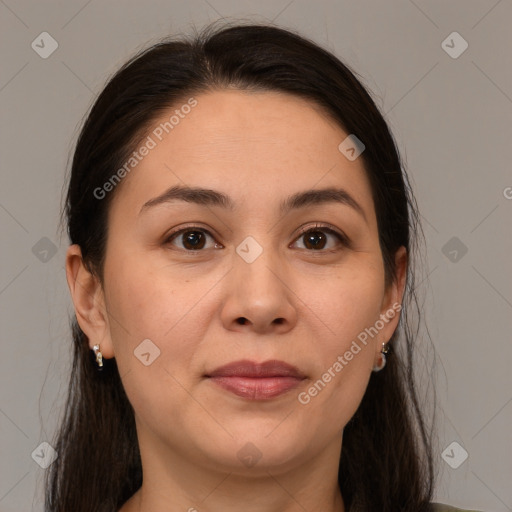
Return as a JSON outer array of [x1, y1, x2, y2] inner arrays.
[[166, 228, 219, 251], [292, 224, 348, 251], [302, 230, 328, 250]]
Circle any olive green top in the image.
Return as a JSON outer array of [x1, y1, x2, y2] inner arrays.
[[431, 503, 483, 512]]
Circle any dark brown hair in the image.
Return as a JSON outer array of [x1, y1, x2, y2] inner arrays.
[[49, 21, 436, 512]]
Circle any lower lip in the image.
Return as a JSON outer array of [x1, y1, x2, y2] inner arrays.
[[208, 376, 303, 400]]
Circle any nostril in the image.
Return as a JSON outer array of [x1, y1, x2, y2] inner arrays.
[[236, 317, 248, 325]]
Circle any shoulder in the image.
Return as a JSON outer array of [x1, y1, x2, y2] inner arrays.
[[430, 503, 484, 512]]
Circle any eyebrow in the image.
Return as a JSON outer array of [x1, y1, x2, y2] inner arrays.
[[139, 184, 367, 223]]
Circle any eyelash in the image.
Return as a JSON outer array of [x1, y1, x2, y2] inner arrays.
[[164, 222, 349, 252]]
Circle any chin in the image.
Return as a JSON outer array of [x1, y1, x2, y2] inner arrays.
[[198, 429, 307, 474]]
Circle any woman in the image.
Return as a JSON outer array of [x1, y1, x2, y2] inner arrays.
[[48, 22, 481, 512]]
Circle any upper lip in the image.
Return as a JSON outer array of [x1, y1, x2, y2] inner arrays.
[[206, 359, 306, 379]]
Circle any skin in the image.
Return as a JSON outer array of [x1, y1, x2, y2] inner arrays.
[[66, 90, 407, 512]]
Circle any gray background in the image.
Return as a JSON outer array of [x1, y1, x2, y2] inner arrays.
[[1, 1, 511, 511]]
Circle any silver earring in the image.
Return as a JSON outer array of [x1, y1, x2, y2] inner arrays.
[[92, 344, 104, 369], [372, 342, 389, 372]]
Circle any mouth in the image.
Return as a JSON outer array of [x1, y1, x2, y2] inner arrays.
[[205, 359, 306, 400]]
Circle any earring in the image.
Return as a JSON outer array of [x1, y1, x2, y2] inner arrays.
[[372, 342, 389, 372], [92, 344, 104, 370]]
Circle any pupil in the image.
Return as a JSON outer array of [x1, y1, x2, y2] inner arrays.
[[184, 231, 205, 249], [305, 231, 326, 250]]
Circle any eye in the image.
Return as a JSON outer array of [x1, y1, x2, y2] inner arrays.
[[164, 223, 348, 252], [165, 227, 222, 251], [292, 223, 349, 251]]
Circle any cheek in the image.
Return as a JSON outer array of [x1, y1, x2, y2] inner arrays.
[[102, 256, 175, 370], [298, 259, 385, 353], [104, 250, 193, 336], [103, 251, 219, 378], [102, 256, 210, 428], [293, 261, 384, 424], [307, 280, 381, 386]]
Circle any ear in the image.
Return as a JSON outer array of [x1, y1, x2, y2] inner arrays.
[[375, 246, 408, 355], [65, 244, 115, 359]]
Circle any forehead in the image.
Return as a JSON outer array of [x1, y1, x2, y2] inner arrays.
[[108, 89, 375, 222]]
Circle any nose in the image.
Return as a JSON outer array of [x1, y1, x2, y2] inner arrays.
[[220, 245, 298, 335]]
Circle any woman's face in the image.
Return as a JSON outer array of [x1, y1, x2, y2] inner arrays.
[[68, 90, 405, 475]]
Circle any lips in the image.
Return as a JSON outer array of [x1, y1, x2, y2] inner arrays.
[[205, 359, 306, 400]]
